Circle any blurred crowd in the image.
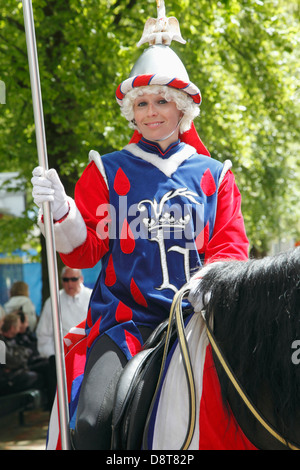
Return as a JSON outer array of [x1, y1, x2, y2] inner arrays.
[[0, 267, 92, 411]]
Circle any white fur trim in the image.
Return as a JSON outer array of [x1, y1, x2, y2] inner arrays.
[[38, 197, 87, 254], [124, 143, 196, 177], [218, 159, 232, 187]]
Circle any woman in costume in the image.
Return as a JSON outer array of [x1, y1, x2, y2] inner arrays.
[[31, 1, 249, 449]]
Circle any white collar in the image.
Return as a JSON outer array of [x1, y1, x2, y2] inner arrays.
[[123, 143, 196, 177]]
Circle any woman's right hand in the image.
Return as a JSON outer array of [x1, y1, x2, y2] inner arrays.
[[31, 166, 69, 220]]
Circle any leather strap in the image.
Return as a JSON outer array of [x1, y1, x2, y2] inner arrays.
[[143, 287, 196, 450]]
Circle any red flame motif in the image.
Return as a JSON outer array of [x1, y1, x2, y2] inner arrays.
[[115, 301, 133, 322], [124, 330, 142, 357], [114, 167, 131, 196], [130, 278, 148, 308], [195, 221, 209, 253], [200, 169, 216, 197], [120, 219, 135, 254], [105, 254, 117, 286]]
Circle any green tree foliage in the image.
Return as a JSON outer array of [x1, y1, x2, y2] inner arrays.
[[0, 0, 299, 257]]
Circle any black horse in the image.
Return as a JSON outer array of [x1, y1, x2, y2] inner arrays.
[[190, 247, 300, 450]]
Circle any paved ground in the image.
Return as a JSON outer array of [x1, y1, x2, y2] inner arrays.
[[0, 409, 50, 450]]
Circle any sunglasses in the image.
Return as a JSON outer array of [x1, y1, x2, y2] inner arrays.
[[62, 277, 80, 283]]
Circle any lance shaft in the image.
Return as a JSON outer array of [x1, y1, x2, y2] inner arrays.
[[22, 0, 70, 450]]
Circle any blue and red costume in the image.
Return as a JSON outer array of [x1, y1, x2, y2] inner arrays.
[[46, 135, 249, 449]]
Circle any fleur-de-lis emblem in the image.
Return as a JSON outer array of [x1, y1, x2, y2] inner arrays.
[[137, 188, 200, 292]]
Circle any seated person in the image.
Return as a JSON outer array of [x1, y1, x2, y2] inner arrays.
[[15, 309, 57, 409], [0, 313, 42, 396]]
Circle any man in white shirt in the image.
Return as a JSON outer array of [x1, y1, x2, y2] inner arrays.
[[36, 266, 92, 358]]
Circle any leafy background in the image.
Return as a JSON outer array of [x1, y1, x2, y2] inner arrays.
[[0, 0, 299, 294]]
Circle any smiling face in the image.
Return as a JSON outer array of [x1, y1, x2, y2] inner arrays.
[[133, 93, 183, 151]]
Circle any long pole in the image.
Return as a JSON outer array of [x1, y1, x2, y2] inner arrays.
[[22, 0, 70, 450]]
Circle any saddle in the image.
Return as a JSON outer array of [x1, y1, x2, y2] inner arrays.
[[111, 288, 196, 450]]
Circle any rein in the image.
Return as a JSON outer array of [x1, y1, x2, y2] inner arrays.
[[201, 309, 300, 451], [143, 287, 197, 450]]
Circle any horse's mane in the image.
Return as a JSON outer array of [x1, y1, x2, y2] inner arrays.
[[199, 247, 300, 432]]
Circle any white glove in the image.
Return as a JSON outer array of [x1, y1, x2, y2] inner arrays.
[[31, 166, 69, 221]]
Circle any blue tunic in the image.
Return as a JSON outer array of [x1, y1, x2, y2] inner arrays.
[[85, 138, 224, 360]]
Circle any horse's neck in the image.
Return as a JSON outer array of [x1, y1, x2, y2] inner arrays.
[[215, 357, 300, 450]]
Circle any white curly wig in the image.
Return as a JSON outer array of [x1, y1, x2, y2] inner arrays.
[[120, 85, 200, 134]]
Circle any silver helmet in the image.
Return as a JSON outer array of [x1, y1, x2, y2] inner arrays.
[[116, 0, 201, 107]]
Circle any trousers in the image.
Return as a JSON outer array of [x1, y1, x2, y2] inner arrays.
[[72, 327, 152, 450]]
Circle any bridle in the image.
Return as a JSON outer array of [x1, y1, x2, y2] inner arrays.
[[201, 308, 300, 451], [143, 286, 196, 450], [147, 286, 300, 450]]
